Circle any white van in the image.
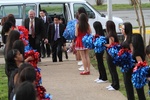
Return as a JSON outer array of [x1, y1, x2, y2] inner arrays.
[[0, 0, 123, 34]]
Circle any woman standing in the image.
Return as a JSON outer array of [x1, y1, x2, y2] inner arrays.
[[132, 34, 146, 100], [75, 13, 91, 75], [120, 22, 134, 99], [105, 20, 120, 90], [93, 21, 107, 83]]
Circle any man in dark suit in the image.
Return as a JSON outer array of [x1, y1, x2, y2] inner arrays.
[[48, 15, 65, 62], [24, 9, 48, 61], [40, 10, 52, 58]]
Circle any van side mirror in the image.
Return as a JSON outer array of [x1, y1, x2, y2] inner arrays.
[[88, 12, 95, 18], [101, 13, 105, 17]]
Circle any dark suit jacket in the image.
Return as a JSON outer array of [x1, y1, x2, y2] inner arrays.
[[48, 23, 65, 46], [24, 17, 47, 40], [41, 16, 52, 35]]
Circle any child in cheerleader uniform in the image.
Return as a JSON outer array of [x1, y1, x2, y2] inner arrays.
[[75, 13, 91, 75]]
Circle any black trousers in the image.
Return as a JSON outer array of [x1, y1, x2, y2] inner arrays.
[[29, 35, 41, 57], [123, 69, 135, 100], [123, 68, 146, 100], [52, 39, 63, 62], [106, 52, 120, 90], [41, 40, 51, 57], [95, 51, 107, 81]]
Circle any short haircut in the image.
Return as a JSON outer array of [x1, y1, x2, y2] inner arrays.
[[54, 15, 60, 20]]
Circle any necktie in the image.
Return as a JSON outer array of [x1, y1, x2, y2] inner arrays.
[[43, 17, 45, 23], [54, 24, 58, 41], [31, 19, 35, 38]]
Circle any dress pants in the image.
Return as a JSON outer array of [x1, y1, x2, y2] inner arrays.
[[41, 40, 51, 57], [123, 69, 135, 100], [52, 38, 62, 62], [29, 35, 41, 57], [106, 52, 120, 90], [95, 51, 107, 81]]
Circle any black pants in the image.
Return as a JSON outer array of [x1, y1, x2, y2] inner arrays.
[[29, 35, 41, 57], [123, 69, 135, 100], [52, 39, 63, 62], [41, 40, 51, 57], [95, 52, 107, 81], [106, 52, 120, 90]]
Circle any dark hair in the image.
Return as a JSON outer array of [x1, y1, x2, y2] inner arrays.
[[106, 20, 119, 42], [7, 14, 16, 27], [93, 21, 104, 36], [132, 34, 145, 61], [6, 49, 19, 71], [5, 30, 20, 57], [78, 7, 87, 15], [123, 22, 132, 43], [2, 21, 12, 33], [146, 45, 150, 55], [1, 21, 13, 43], [78, 13, 89, 33], [40, 9, 47, 15], [54, 15, 60, 20], [15, 81, 36, 100], [17, 65, 36, 84], [13, 40, 25, 56], [60, 17, 65, 24], [1, 16, 7, 26]]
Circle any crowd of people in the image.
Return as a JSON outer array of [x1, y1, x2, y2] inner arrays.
[[1, 6, 150, 100]]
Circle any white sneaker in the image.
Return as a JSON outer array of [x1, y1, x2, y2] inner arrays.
[[108, 87, 115, 91], [78, 61, 83, 66], [96, 80, 107, 83], [94, 78, 100, 82], [78, 66, 84, 71], [106, 85, 112, 89]]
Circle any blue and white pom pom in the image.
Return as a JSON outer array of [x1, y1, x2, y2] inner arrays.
[[63, 19, 77, 40], [93, 36, 107, 53], [132, 61, 150, 89], [82, 34, 94, 49]]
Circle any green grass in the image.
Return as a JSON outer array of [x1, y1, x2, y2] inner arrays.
[[0, 65, 8, 100], [90, 50, 150, 100], [93, 3, 150, 11]]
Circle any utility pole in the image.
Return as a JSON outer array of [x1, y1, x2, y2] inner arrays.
[[107, 0, 112, 20]]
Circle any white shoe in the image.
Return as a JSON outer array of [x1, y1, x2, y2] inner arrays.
[[78, 66, 84, 71], [96, 80, 107, 83], [106, 85, 112, 89], [94, 78, 100, 82], [108, 87, 115, 91], [78, 61, 83, 66]]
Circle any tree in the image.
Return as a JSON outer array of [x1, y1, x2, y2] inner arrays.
[[132, 0, 146, 45], [96, 0, 104, 5]]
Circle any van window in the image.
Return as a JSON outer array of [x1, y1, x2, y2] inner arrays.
[[40, 3, 64, 21], [73, 3, 95, 19], [40, 4, 63, 15], [0, 5, 23, 19], [0, 7, 2, 18], [25, 4, 36, 18]]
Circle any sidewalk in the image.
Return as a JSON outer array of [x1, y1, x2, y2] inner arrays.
[[37, 53, 126, 100], [0, 50, 126, 100]]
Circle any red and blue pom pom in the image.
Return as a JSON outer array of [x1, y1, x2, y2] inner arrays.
[[113, 48, 135, 72], [107, 42, 121, 58], [132, 61, 150, 89]]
